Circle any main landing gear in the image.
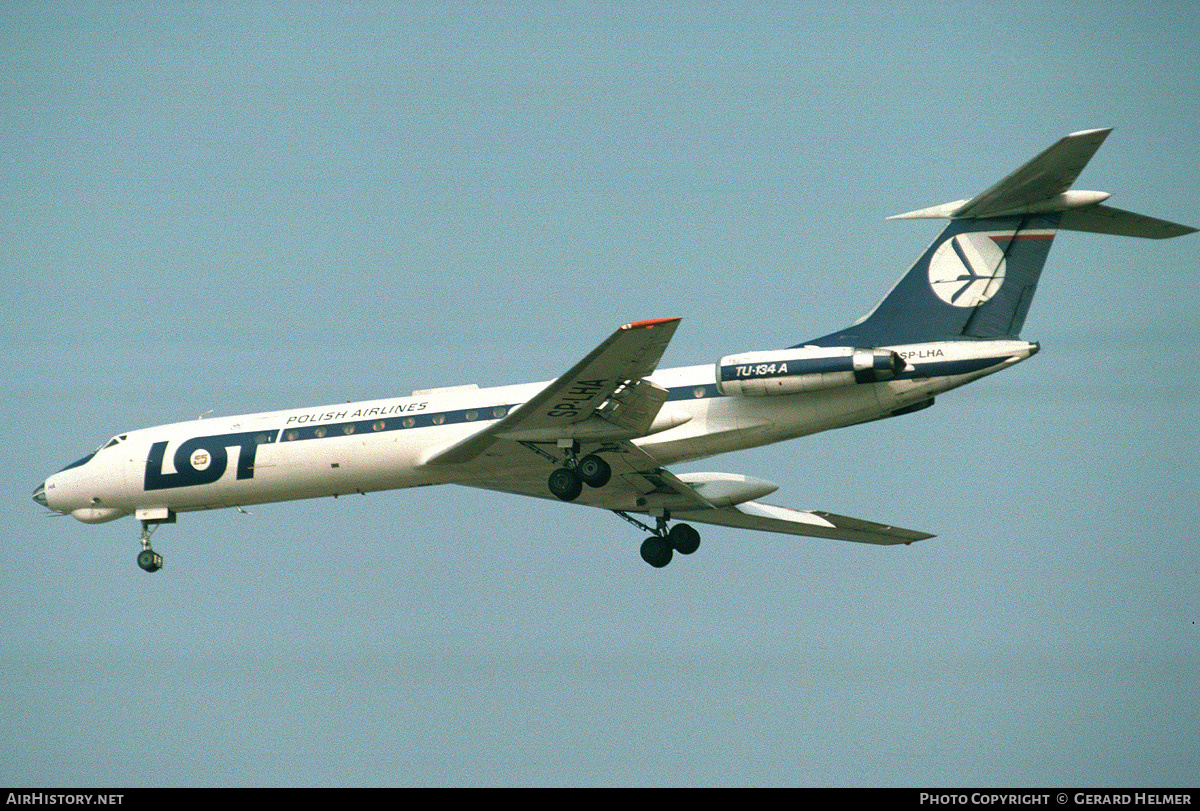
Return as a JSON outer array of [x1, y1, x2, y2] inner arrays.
[[616, 510, 702, 569], [547, 444, 612, 502], [542, 446, 700, 568]]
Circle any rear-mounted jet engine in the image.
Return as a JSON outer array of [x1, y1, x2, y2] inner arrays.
[[716, 346, 905, 396]]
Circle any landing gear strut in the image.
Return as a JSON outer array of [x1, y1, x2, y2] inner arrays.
[[616, 510, 702, 568], [137, 520, 164, 572]]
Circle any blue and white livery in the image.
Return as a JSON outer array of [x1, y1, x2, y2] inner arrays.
[[33, 129, 1195, 569]]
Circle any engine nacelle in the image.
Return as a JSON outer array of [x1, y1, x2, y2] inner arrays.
[[715, 346, 905, 396]]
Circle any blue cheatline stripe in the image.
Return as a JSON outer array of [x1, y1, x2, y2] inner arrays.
[[274, 385, 729, 444], [277, 404, 516, 443], [894, 356, 1006, 380], [273, 359, 1003, 445], [666, 383, 723, 401]]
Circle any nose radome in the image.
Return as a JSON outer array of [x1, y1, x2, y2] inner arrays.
[[33, 482, 48, 507]]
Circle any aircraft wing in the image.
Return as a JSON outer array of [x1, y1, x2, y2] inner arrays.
[[670, 500, 934, 545], [424, 318, 682, 467], [423, 315, 932, 546], [455, 452, 933, 545], [443, 434, 932, 546], [450, 442, 717, 511]]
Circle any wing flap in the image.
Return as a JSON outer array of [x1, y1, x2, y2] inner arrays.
[[594, 378, 671, 434]]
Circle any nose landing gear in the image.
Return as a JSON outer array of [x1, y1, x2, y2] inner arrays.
[[136, 518, 168, 572], [137, 547, 163, 572]]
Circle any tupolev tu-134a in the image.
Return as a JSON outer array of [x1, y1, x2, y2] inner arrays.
[[33, 129, 1195, 570]]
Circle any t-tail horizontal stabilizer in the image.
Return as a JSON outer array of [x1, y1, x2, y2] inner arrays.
[[889, 128, 1196, 239], [808, 128, 1195, 348]]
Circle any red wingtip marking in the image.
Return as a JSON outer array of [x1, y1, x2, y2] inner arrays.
[[622, 317, 681, 330]]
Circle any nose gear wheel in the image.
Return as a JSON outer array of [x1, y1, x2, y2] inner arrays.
[[136, 519, 165, 572]]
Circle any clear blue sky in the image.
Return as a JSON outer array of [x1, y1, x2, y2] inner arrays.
[[3, 0, 1198, 786]]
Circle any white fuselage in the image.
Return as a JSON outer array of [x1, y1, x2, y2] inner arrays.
[[37, 339, 1036, 524]]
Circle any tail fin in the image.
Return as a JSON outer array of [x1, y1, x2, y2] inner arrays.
[[807, 128, 1195, 348]]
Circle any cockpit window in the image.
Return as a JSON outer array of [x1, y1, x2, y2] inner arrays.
[[58, 451, 98, 472], [57, 434, 128, 472]]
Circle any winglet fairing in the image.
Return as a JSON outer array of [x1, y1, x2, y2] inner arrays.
[[34, 131, 1194, 570]]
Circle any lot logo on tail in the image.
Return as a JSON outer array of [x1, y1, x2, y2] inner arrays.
[[928, 232, 1007, 307]]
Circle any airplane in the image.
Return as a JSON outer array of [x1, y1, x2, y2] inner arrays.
[[32, 128, 1195, 571]]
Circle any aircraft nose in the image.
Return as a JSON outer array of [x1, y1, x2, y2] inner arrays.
[[33, 482, 48, 507]]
